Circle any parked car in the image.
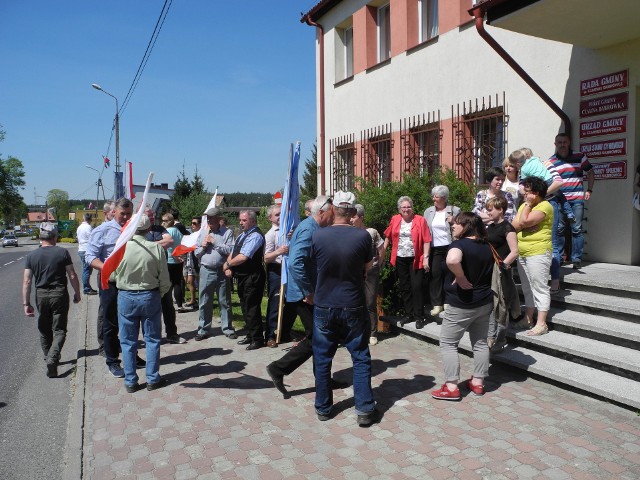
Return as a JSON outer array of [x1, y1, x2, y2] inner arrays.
[[2, 234, 18, 247]]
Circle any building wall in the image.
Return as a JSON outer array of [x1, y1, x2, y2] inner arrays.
[[313, 0, 640, 265]]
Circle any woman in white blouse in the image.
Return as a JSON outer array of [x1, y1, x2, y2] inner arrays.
[[423, 185, 460, 321]]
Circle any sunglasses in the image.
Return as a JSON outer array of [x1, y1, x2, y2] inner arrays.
[[191, 221, 199, 225], [320, 197, 333, 211]]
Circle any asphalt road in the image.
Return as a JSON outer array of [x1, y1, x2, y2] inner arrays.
[[0, 241, 82, 480]]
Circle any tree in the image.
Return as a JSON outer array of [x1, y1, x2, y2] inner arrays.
[[47, 189, 70, 221], [0, 125, 27, 223], [300, 142, 318, 201], [192, 166, 206, 195], [173, 165, 192, 200]]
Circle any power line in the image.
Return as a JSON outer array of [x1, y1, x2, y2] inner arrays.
[[100, 0, 173, 159], [120, 0, 173, 115]]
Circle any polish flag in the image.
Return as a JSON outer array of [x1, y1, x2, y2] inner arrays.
[[125, 161, 135, 200], [100, 172, 154, 289], [171, 189, 217, 258]]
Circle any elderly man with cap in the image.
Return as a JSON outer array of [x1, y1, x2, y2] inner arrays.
[[23, 222, 81, 378], [194, 209, 236, 341], [113, 214, 171, 393], [311, 191, 378, 426]]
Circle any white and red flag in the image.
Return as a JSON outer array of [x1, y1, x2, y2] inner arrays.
[[100, 172, 154, 289], [124, 161, 135, 199], [171, 189, 218, 258]]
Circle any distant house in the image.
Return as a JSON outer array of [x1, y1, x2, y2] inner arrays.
[[27, 211, 57, 224]]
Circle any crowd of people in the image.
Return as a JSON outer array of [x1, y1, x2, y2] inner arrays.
[[21, 132, 594, 418]]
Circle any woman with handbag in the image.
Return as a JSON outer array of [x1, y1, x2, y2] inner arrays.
[[432, 212, 494, 401], [511, 176, 554, 336]]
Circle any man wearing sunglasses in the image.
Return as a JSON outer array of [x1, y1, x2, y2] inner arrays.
[[265, 195, 335, 397]]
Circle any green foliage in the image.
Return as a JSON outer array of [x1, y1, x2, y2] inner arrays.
[[0, 154, 27, 222], [354, 168, 474, 315], [170, 191, 211, 224], [300, 142, 318, 202], [173, 165, 192, 200], [191, 166, 206, 195], [355, 169, 474, 235], [47, 189, 71, 220]]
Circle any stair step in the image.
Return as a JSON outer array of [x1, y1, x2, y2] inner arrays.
[[549, 288, 640, 318], [549, 308, 640, 344], [509, 329, 640, 375], [387, 318, 640, 410], [560, 263, 640, 294]]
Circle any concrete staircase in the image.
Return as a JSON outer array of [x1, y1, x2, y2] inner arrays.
[[386, 262, 640, 410]]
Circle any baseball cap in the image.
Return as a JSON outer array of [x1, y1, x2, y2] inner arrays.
[[332, 191, 356, 209], [39, 222, 58, 239]]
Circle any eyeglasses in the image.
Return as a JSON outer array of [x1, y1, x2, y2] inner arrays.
[[319, 197, 333, 211], [191, 221, 199, 225]]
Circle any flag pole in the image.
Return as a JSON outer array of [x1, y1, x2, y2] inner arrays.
[[275, 143, 294, 344]]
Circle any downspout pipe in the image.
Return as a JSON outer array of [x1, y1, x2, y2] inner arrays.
[[303, 17, 326, 195], [471, 7, 571, 134]]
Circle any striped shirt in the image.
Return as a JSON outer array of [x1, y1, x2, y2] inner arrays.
[[547, 151, 592, 201]]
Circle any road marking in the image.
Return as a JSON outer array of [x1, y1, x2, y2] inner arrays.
[[4, 261, 15, 266]]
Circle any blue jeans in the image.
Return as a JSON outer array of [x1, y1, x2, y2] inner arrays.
[[198, 266, 233, 335], [312, 305, 375, 416], [548, 199, 561, 281], [78, 251, 93, 292], [556, 200, 585, 263], [117, 290, 162, 386]]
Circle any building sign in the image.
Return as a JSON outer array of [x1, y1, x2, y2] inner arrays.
[[579, 92, 628, 118], [579, 138, 626, 158], [579, 115, 627, 138], [591, 160, 627, 180], [580, 70, 628, 97]]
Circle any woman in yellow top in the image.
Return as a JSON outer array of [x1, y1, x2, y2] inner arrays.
[[511, 176, 554, 336]]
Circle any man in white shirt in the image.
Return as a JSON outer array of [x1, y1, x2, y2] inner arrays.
[[76, 213, 97, 295]]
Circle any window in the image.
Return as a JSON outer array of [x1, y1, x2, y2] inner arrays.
[[401, 113, 441, 176], [335, 23, 353, 82], [329, 136, 356, 192], [361, 124, 393, 186], [452, 94, 508, 186], [418, 0, 438, 43], [377, 4, 391, 62], [344, 26, 354, 78]]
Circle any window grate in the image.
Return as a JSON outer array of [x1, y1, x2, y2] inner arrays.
[[452, 93, 508, 186], [361, 124, 394, 187], [400, 111, 441, 176], [329, 134, 356, 194]]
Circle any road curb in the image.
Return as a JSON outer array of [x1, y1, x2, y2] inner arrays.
[[63, 293, 90, 480]]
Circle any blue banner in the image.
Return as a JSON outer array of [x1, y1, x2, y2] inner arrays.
[[279, 142, 301, 285]]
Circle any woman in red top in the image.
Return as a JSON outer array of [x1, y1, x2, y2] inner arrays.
[[384, 196, 432, 328]]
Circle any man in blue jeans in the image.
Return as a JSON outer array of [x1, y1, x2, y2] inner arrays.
[[113, 214, 171, 393], [311, 191, 378, 427], [547, 133, 595, 269]]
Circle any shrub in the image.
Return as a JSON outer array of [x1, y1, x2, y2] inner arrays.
[[355, 168, 474, 315]]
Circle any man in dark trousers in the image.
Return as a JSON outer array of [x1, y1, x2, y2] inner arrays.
[[224, 210, 265, 350], [265, 195, 334, 397], [311, 191, 377, 427], [23, 222, 81, 378]]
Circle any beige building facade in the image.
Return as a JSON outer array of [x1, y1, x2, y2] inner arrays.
[[302, 0, 640, 265]]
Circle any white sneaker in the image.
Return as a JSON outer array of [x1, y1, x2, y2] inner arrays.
[[430, 305, 444, 316], [369, 336, 378, 346]]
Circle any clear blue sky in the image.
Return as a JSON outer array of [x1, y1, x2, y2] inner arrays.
[[1, 0, 319, 204]]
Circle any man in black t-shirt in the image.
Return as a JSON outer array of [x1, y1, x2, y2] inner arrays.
[[22, 222, 81, 378], [310, 191, 378, 427]]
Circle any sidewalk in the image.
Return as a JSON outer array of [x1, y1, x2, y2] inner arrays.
[[73, 294, 640, 479]]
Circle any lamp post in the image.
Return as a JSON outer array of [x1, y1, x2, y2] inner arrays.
[[91, 83, 121, 199]]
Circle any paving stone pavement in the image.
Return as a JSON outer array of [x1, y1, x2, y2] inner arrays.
[[78, 296, 640, 479]]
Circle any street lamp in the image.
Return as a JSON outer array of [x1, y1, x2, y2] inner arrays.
[[91, 83, 121, 199]]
